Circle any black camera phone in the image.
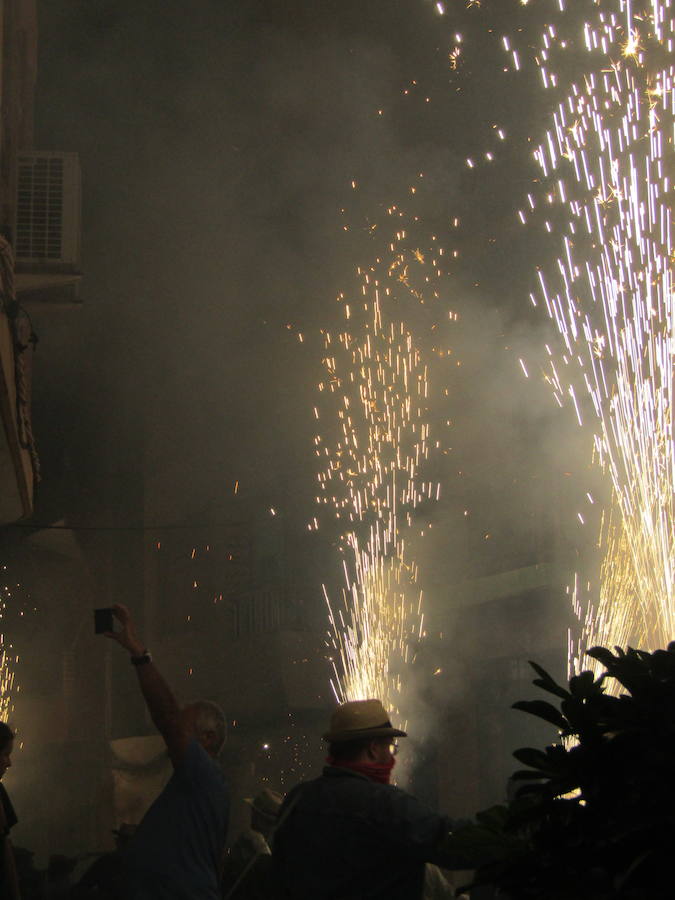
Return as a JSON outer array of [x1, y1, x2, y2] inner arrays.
[[94, 607, 115, 634]]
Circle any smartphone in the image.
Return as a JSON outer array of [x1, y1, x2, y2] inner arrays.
[[94, 607, 115, 634]]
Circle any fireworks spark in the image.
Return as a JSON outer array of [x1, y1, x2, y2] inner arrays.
[[0, 642, 15, 721], [0, 566, 23, 720], [316, 202, 453, 715], [506, 0, 675, 669]]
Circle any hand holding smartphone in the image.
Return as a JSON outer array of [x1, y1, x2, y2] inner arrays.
[[94, 607, 115, 634]]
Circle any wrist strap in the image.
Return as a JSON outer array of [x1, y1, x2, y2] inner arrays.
[[131, 650, 152, 666]]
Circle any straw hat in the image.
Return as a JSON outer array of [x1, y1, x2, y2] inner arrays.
[[244, 787, 284, 820], [322, 699, 407, 742]]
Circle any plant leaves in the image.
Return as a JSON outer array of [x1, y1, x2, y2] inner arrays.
[[532, 677, 571, 700], [529, 661, 571, 699], [512, 699, 568, 730], [569, 670, 599, 698], [587, 646, 616, 669], [512, 747, 551, 770], [471, 643, 675, 897]]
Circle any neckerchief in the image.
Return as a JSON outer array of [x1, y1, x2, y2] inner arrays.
[[327, 757, 396, 784]]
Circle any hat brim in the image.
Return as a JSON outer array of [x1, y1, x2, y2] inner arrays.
[[244, 797, 282, 818], [322, 725, 407, 742]]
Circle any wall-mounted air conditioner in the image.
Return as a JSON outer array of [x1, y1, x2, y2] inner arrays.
[[14, 151, 81, 272]]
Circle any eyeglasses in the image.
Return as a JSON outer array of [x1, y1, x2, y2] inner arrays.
[[389, 741, 399, 757]]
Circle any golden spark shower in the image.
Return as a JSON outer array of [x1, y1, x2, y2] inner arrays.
[[495, 0, 675, 669], [314, 200, 454, 715], [0, 566, 22, 720]]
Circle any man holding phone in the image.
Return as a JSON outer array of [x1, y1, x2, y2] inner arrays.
[[101, 604, 229, 900]]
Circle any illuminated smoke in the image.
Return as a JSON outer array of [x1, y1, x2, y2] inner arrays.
[[504, 0, 675, 670], [314, 199, 453, 716]]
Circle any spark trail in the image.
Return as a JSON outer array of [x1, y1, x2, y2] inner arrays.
[[499, 0, 675, 668], [0, 567, 21, 719], [315, 202, 453, 714]]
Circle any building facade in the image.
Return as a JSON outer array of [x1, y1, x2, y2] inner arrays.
[[0, 0, 82, 524], [0, 0, 38, 522]]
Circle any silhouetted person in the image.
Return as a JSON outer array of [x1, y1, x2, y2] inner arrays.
[[0, 722, 20, 900], [222, 788, 283, 899], [10, 848, 41, 900], [273, 699, 468, 900], [103, 604, 229, 900], [45, 855, 77, 900], [70, 824, 136, 899]]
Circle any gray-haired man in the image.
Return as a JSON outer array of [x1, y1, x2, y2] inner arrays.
[[104, 604, 229, 900]]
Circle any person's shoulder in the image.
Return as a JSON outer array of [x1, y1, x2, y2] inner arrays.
[[275, 774, 327, 823], [280, 776, 316, 809], [286, 772, 326, 795], [379, 782, 431, 806], [178, 740, 227, 790], [369, 782, 445, 821]]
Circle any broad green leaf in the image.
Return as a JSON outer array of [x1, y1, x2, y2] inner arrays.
[[512, 699, 568, 730], [587, 646, 615, 668], [529, 661, 569, 698], [512, 746, 551, 770], [569, 670, 596, 697]]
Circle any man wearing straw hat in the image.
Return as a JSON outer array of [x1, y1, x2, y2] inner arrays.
[[222, 788, 283, 899], [272, 699, 467, 899]]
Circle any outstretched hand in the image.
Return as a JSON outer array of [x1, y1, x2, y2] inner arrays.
[[105, 603, 146, 657], [104, 605, 186, 767]]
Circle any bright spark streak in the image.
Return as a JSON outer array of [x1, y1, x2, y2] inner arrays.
[[0, 570, 18, 720], [316, 204, 451, 715], [517, 1, 675, 676]]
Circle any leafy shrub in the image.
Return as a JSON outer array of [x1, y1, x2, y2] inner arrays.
[[447, 644, 675, 898]]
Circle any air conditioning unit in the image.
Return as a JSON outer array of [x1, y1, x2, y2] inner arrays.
[[14, 151, 81, 272]]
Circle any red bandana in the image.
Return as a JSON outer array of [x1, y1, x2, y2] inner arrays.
[[327, 757, 396, 784]]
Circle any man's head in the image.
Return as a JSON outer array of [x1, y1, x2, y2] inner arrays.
[[323, 698, 406, 742], [323, 698, 406, 767], [328, 735, 399, 767], [181, 700, 227, 757], [323, 701, 405, 784], [246, 788, 284, 839], [0, 722, 14, 779]]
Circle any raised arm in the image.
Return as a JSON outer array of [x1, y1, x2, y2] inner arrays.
[[104, 604, 190, 768]]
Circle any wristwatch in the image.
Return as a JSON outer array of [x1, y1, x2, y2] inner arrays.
[[130, 650, 153, 666]]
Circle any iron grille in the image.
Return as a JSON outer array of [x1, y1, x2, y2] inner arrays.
[[16, 155, 64, 260]]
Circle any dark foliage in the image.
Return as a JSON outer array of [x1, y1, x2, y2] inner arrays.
[[446, 644, 675, 899]]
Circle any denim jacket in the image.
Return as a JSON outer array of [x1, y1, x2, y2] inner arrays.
[[272, 766, 456, 900]]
